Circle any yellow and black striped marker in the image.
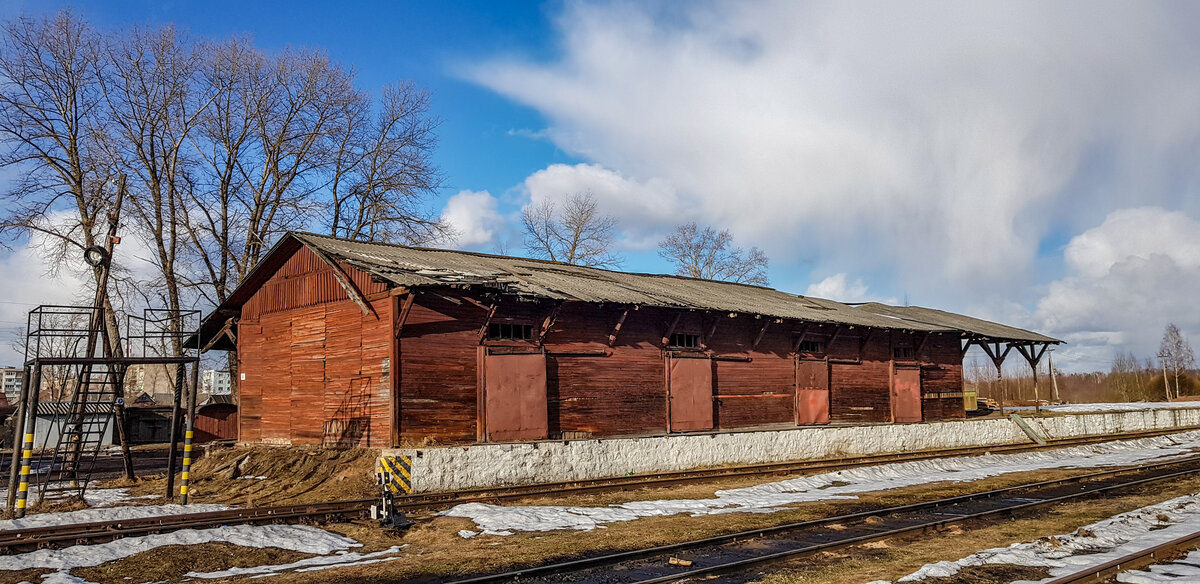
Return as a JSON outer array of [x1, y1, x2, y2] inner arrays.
[[378, 455, 413, 495], [14, 432, 34, 516]]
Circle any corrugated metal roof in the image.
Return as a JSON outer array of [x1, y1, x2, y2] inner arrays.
[[287, 232, 1060, 343], [852, 303, 1061, 344], [36, 402, 114, 416]]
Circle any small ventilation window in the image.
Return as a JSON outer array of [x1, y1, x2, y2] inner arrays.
[[798, 340, 824, 353], [487, 323, 533, 341], [893, 347, 914, 360], [669, 333, 700, 348]]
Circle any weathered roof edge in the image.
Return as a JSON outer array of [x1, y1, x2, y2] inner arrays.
[[192, 231, 1062, 349]]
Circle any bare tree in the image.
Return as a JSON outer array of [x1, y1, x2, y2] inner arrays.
[[1160, 323, 1196, 399], [522, 192, 620, 268], [0, 12, 123, 351], [658, 222, 769, 285], [327, 82, 449, 244]]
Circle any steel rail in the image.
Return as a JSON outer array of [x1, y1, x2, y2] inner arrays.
[[1, 427, 1196, 552], [445, 456, 1200, 584], [1042, 529, 1200, 584]]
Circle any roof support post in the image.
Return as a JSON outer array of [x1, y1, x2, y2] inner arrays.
[[977, 341, 1013, 413], [1014, 343, 1050, 412]]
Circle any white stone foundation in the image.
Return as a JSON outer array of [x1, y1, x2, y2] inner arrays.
[[383, 407, 1200, 493]]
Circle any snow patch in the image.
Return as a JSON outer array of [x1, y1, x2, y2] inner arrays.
[[882, 493, 1200, 583], [0, 501, 230, 531], [443, 431, 1200, 535], [186, 545, 407, 579]]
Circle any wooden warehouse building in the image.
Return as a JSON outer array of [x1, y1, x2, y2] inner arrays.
[[194, 232, 1060, 448]]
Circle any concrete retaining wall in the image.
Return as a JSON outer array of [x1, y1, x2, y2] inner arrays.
[[384, 407, 1200, 493]]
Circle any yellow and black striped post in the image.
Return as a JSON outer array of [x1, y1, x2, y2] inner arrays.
[[179, 429, 194, 503], [378, 455, 414, 495], [14, 364, 41, 519], [14, 430, 34, 517]]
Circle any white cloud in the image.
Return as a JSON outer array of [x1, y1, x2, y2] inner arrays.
[[468, 1, 1200, 308], [804, 273, 896, 304], [522, 163, 684, 249], [440, 190, 506, 249], [0, 236, 90, 366], [1034, 207, 1200, 371]]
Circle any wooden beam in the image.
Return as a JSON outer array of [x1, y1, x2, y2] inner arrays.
[[608, 308, 629, 347], [310, 248, 376, 318], [827, 326, 844, 349], [858, 328, 875, 360], [702, 313, 720, 350], [792, 323, 811, 353], [915, 332, 931, 358], [394, 293, 416, 339], [538, 301, 562, 345], [661, 312, 682, 346], [201, 317, 237, 353], [961, 336, 976, 358], [477, 303, 498, 342], [752, 319, 772, 349]]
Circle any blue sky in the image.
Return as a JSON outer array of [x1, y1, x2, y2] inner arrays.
[[2, 1, 1200, 373]]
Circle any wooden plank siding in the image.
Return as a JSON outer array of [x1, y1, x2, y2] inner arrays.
[[236, 246, 393, 447], [237, 250, 966, 447]]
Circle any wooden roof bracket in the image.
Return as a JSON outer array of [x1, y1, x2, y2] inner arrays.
[[310, 247, 377, 318], [394, 292, 417, 340], [477, 302, 498, 343], [201, 317, 238, 353], [915, 331, 931, 358], [752, 318, 775, 350], [701, 312, 719, 350], [608, 307, 630, 346], [661, 312, 682, 346], [828, 325, 845, 349], [857, 327, 875, 360], [960, 335, 976, 358], [792, 323, 811, 354], [538, 301, 563, 345]]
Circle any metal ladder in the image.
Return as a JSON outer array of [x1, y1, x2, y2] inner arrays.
[[38, 362, 127, 501]]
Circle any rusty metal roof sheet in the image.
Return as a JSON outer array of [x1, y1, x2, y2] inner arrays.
[[288, 232, 1059, 343]]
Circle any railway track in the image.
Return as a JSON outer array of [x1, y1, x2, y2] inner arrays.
[[445, 455, 1200, 584], [1, 427, 1197, 552], [1043, 528, 1200, 583]]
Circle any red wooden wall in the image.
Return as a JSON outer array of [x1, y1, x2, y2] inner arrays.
[[234, 249, 965, 447], [237, 246, 393, 447]]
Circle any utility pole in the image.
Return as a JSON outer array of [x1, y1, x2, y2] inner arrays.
[[1047, 347, 1060, 403]]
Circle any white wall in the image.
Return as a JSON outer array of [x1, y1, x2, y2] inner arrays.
[[383, 408, 1200, 493]]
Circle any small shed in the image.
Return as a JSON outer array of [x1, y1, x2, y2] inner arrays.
[[195, 403, 238, 442]]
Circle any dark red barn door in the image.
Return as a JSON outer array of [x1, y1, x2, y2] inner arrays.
[[795, 358, 830, 425], [891, 366, 922, 423], [484, 352, 548, 441], [667, 355, 713, 432]]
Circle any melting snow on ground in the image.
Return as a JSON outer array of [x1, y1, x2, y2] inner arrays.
[[445, 431, 1200, 536], [0, 498, 230, 531], [0, 487, 158, 513], [869, 493, 1200, 583], [1013, 402, 1200, 413], [1117, 548, 1200, 583], [0, 523, 407, 583]]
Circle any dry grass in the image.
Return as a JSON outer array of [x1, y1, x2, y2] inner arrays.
[[72, 542, 314, 583], [96, 444, 379, 506]]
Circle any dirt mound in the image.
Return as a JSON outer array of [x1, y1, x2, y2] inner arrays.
[[119, 444, 379, 506]]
